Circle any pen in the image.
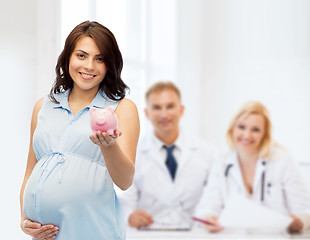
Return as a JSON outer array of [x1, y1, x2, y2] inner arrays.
[[191, 216, 216, 226]]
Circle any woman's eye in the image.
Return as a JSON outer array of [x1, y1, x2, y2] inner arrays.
[[96, 57, 104, 62], [237, 125, 245, 129], [253, 128, 261, 132], [77, 53, 85, 58]]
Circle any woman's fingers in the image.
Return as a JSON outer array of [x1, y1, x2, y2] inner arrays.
[[207, 224, 224, 233], [288, 219, 303, 233], [23, 219, 41, 230], [89, 130, 121, 147], [204, 216, 223, 233], [113, 129, 122, 138], [36, 227, 58, 240], [22, 219, 58, 239], [287, 214, 303, 233]]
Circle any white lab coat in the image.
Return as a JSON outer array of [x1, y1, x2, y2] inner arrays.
[[194, 147, 310, 229], [119, 131, 218, 227]]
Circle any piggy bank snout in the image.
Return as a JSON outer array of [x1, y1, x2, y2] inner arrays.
[[95, 116, 106, 125]]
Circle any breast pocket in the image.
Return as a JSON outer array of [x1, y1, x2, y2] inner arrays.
[[264, 180, 287, 213]]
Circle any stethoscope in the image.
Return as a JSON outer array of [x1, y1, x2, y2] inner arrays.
[[224, 161, 270, 203]]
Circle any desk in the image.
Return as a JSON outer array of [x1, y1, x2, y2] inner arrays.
[[127, 227, 310, 240]]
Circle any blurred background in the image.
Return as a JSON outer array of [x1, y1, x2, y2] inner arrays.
[[1, 0, 310, 238]]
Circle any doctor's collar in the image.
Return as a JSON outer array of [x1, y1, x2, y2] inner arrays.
[[151, 134, 179, 152], [227, 151, 270, 165]]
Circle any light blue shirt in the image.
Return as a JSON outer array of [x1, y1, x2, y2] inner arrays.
[[23, 89, 125, 240]]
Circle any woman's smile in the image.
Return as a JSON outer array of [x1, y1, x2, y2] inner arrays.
[[79, 72, 97, 80]]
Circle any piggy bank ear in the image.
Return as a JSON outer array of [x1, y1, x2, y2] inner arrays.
[[89, 107, 97, 115], [106, 106, 115, 113]]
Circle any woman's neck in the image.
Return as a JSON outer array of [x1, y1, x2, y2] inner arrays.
[[237, 150, 259, 166], [237, 150, 260, 195], [69, 87, 98, 103], [68, 87, 99, 115]]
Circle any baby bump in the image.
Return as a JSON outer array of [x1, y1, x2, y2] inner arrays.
[[23, 152, 114, 225]]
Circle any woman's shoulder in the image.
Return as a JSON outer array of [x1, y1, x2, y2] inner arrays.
[[269, 146, 292, 161], [118, 98, 136, 107], [116, 98, 138, 113], [30, 97, 44, 127], [34, 92, 65, 114], [267, 146, 300, 171], [33, 97, 44, 114]]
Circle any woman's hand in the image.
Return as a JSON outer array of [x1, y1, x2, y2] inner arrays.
[[89, 130, 122, 148], [204, 216, 223, 233], [21, 219, 58, 240], [287, 214, 303, 233], [129, 209, 153, 228]]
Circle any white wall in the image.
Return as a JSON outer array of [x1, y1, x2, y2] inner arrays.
[[0, 0, 37, 239], [176, 0, 204, 135], [36, 0, 61, 99], [198, 0, 310, 164]]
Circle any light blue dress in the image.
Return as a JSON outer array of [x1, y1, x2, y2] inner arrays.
[[23, 89, 126, 240]]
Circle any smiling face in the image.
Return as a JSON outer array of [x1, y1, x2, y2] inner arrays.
[[69, 36, 108, 94], [232, 113, 266, 155], [145, 89, 184, 138]]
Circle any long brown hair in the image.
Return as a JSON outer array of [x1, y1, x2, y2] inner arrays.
[[49, 21, 128, 102]]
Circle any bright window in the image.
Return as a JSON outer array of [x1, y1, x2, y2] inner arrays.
[[60, 0, 177, 135]]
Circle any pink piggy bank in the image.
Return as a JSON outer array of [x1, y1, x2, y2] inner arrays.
[[89, 106, 118, 135]]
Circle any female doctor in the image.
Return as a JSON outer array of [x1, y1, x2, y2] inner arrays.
[[194, 101, 310, 233]]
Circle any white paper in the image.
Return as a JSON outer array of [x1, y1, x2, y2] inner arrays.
[[219, 194, 292, 229]]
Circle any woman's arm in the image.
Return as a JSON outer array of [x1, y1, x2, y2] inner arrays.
[[282, 154, 310, 231], [20, 97, 43, 223], [194, 158, 226, 220], [20, 98, 59, 240], [90, 98, 140, 190]]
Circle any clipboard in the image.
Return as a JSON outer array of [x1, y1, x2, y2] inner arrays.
[[138, 222, 191, 231]]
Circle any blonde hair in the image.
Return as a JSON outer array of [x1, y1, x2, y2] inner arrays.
[[145, 81, 181, 103], [226, 101, 273, 159]]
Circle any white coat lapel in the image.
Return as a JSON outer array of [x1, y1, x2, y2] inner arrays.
[[174, 134, 199, 180], [141, 134, 174, 180], [252, 159, 267, 202], [226, 152, 248, 196]]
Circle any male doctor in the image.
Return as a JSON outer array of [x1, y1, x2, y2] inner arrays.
[[119, 81, 218, 229]]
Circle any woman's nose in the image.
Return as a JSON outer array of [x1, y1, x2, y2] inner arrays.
[[243, 129, 251, 138], [84, 59, 94, 70]]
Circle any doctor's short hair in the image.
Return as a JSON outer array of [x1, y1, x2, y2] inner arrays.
[[226, 101, 273, 159], [145, 81, 181, 103]]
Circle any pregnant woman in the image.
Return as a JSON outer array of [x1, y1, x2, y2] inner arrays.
[[20, 21, 139, 240]]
